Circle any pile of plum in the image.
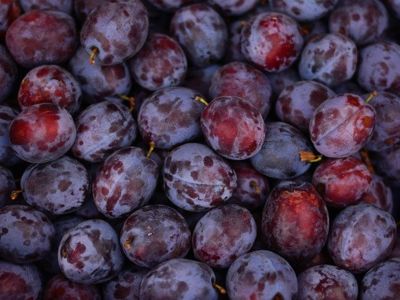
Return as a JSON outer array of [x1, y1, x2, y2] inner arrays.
[[1, 0, 400, 299]]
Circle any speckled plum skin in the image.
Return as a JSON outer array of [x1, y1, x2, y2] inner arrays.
[[269, 0, 339, 21], [298, 264, 358, 300], [21, 156, 89, 215], [192, 204, 256, 269], [93, 147, 159, 218], [209, 62, 272, 118], [44, 274, 101, 300], [0, 166, 14, 208], [58, 219, 124, 284], [372, 145, 400, 187], [360, 175, 393, 213], [121, 205, 190, 268], [226, 250, 298, 300], [0, 260, 42, 300], [140, 258, 218, 300], [328, 204, 397, 273], [309, 94, 376, 158], [275, 80, 335, 131], [103, 269, 146, 300], [0, 205, 55, 263], [329, 0, 388, 45], [138, 87, 204, 150], [357, 41, 400, 96], [18, 65, 81, 114], [262, 181, 329, 261], [250, 122, 312, 179], [163, 143, 237, 212], [241, 12, 303, 73], [201, 96, 265, 160], [299, 33, 357, 87], [0, 105, 19, 166], [20, 0, 73, 13], [171, 3, 228, 67], [5, 9, 77, 68], [312, 157, 372, 208], [209, 0, 257, 15], [0, 1, 20, 39], [0, 45, 17, 103], [9, 103, 76, 163], [72, 100, 137, 163]]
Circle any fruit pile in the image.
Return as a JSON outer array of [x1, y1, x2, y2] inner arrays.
[[0, 0, 400, 299]]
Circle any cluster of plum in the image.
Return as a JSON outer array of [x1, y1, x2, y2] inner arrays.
[[1, 0, 400, 299]]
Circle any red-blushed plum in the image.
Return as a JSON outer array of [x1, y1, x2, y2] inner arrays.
[[103, 269, 146, 300], [9, 103, 76, 163], [0, 45, 17, 104], [328, 203, 397, 273], [163, 143, 237, 212], [0, 0, 20, 39], [359, 174, 393, 214], [0, 105, 19, 166], [201, 96, 265, 160], [0, 166, 14, 208], [19, 0, 73, 13], [208, 0, 257, 16]]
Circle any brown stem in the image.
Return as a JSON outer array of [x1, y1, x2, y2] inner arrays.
[[146, 141, 156, 159], [195, 96, 209, 106], [365, 91, 378, 103], [360, 150, 375, 174], [89, 47, 99, 65], [299, 151, 322, 163], [10, 190, 22, 201], [249, 180, 261, 194], [120, 95, 135, 112], [213, 283, 227, 295]]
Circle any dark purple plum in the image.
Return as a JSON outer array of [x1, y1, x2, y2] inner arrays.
[[0, 105, 19, 166], [372, 144, 400, 187], [19, 0, 73, 13], [74, 0, 106, 23], [0, 1, 21, 39], [183, 64, 220, 98], [269, 0, 339, 21], [146, 0, 190, 11], [225, 20, 246, 62], [0, 45, 17, 103], [208, 0, 257, 15], [387, 0, 400, 19], [103, 269, 146, 300], [0, 165, 14, 208], [269, 67, 300, 96]]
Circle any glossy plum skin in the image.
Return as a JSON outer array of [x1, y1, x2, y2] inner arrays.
[[328, 204, 397, 273], [0, 260, 42, 300], [103, 269, 146, 300], [80, 0, 149, 66], [275, 80, 335, 132], [138, 87, 204, 150], [262, 181, 329, 261], [209, 0, 257, 15], [329, 0, 388, 45], [130, 33, 187, 91], [0, 105, 19, 166], [312, 157, 372, 208], [72, 100, 137, 163], [241, 12, 303, 73], [9, 103, 76, 163], [0, 166, 15, 208], [209, 62, 272, 118], [0, 45, 17, 103], [43, 274, 101, 300], [139, 258, 218, 300], [0, 205, 55, 264], [58, 219, 124, 284], [226, 250, 298, 300], [0, 0, 21, 39], [201, 96, 265, 160], [297, 264, 358, 300], [171, 3, 228, 67], [19, 0, 73, 13], [163, 143, 237, 212], [250, 122, 312, 179], [21, 156, 89, 215], [6, 9, 77, 68], [360, 175, 393, 213], [18, 65, 81, 114], [309, 94, 376, 158], [120, 205, 190, 268], [192, 204, 257, 269], [299, 33, 357, 87]]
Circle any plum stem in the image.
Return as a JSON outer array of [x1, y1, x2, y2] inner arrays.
[[146, 141, 156, 159], [89, 47, 99, 65], [120, 95, 135, 112], [10, 190, 22, 201], [365, 91, 378, 103], [213, 283, 226, 295], [195, 96, 209, 106], [123, 238, 132, 250], [249, 180, 261, 194], [299, 151, 322, 163], [360, 149, 375, 174], [299, 24, 311, 36]]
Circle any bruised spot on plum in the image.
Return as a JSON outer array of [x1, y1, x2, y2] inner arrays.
[[204, 156, 213, 167]]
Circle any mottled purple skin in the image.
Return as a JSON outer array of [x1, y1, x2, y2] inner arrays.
[[0, 205, 55, 263], [0, 1, 21, 39], [269, 67, 300, 95], [358, 41, 400, 96], [361, 258, 400, 299], [80, 0, 148, 66], [19, 0, 73, 13], [21, 156, 89, 215], [171, 3, 228, 67], [329, 0, 388, 45], [0, 105, 19, 166], [276, 80, 336, 131], [121, 205, 190, 268], [209, 0, 257, 15], [72, 100, 137, 163], [5, 9, 77, 68], [309, 94, 376, 158], [371, 145, 400, 187], [225, 20, 246, 62], [0, 45, 17, 103], [18, 65, 81, 114], [250, 122, 312, 179], [9, 103, 76, 163], [201, 96, 265, 160], [74, 0, 106, 22], [183, 64, 220, 98], [163, 143, 237, 212], [328, 203, 397, 273], [241, 12, 304, 73], [298, 264, 358, 300], [0, 166, 14, 208], [103, 269, 146, 300], [299, 33, 357, 87], [93, 147, 159, 218], [140, 258, 218, 300], [209, 62, 272, 118], [138, 87, 204, 150], [58, 219, 124, 284], [269, 0, 339, 21], [360, 176, 393, 213], [193, 204, 257, 269], [226, 250, 298, 300], [262, 181, 329, 261], [0, 260, 42, 300]]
